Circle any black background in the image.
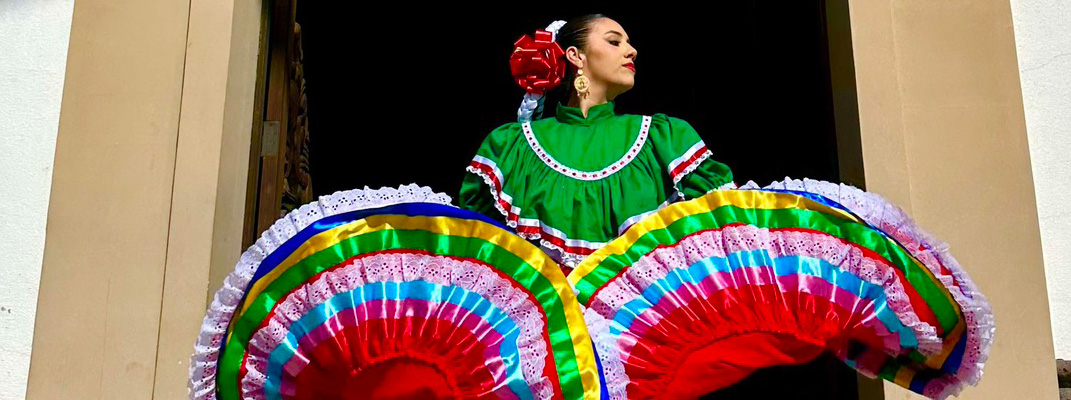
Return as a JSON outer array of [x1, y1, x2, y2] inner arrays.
[[297, 3, 842, 199], [295, 3, 855, 398]]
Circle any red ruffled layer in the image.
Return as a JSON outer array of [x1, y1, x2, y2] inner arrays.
[[285, 317, 502, 400], [622, 285, 886, 399]]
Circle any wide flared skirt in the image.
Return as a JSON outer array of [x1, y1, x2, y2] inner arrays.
[[569, 178, 993, 400]]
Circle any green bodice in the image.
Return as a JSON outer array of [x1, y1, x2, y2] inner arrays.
[[460, 101, 733, 264]]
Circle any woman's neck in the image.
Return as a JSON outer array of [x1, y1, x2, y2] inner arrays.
[[568, 90, 612, 118]]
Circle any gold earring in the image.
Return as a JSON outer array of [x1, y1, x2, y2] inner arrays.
[[574, 69, 590, 97]]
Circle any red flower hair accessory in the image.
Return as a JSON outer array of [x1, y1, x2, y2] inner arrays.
[[510, 29, 566, 94]]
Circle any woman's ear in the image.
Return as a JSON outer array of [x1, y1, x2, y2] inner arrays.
[[565, 46, 585, 69]]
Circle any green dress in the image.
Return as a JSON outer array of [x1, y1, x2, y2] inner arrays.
[[460, 101, 733, 265]]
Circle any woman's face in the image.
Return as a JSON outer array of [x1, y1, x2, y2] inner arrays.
[[568, 18, 638, 100]]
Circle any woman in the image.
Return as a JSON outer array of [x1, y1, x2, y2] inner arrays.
[[460, 15, 734, 268]]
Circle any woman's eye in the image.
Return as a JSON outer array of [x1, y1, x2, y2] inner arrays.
[[609, 40, 620, 46]]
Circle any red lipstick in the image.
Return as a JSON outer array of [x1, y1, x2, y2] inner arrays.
[[624, 62, 636, 72]]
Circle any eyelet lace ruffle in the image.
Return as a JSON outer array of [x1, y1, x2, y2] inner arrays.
[[583, 306, 629, 400]]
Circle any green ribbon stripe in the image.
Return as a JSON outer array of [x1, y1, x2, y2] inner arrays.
[[217, 228, 584, 400], [575, 205, 960, 334]]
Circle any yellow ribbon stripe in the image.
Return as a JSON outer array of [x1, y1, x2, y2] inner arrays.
[[569, 190, 864, 285]]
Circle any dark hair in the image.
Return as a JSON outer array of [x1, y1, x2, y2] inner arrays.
[[541, 14, 606, 115]]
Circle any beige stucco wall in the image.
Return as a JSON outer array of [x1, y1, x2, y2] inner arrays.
[[25, 0, 261, 398], [26, 1, 190, 397], [848, 1, 1057, 399], [152, 0, 263, 397]]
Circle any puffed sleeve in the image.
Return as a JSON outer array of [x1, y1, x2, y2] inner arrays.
[[649, 115, 734, 200], [459, 122, 523, 220]]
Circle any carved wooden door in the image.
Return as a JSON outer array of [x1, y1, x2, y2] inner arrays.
[[243, 0, 313, 247]]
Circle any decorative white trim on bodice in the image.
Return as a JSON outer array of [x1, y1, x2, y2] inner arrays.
[[521, 115, 652, 181]]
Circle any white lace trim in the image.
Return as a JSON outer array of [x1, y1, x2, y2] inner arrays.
[[521, 116, 652, 181], [742, 177, 994, 389], [188, 184, 453, 399], [669, 148, 714, 200], [537, 239, 593, 268], [667, 141, 707, 178], [466, 161, 521, 228], [240, 252, 553, 400], [521, 220, 605, 267], [671, 149, 713, 185], [583, 306, 629, 400], [587, 224, 942, 357]]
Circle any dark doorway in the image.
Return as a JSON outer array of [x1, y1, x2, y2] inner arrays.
[[699, 352, 860, 400], [296, 3, 856, 198], [290, 2, 864, 399]]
